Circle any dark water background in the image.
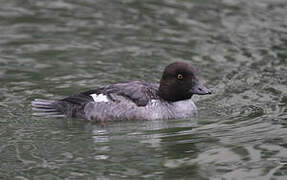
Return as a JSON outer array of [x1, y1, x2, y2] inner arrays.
[[1, 0, 287, 179]]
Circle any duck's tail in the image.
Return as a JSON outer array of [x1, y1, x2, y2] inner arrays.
[[31, 99, 65, 117]]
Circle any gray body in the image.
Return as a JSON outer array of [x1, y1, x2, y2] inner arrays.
[[84, 97, 197, 121]]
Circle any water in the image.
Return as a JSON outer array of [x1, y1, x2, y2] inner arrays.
[[0, 0, 287, 179]]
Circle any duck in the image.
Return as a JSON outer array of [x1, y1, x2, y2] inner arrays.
[[32, 62, 212, 122]]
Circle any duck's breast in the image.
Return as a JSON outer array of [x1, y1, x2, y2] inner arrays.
[[135, 98, 197, 120]]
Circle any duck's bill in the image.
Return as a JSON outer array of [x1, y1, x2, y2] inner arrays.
[[190, 82, 212, 95]]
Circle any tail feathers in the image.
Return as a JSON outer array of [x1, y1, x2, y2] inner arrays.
[[32, 99, 65, 117]]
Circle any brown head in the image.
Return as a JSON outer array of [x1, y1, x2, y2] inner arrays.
[[158, 62, 211, 102]]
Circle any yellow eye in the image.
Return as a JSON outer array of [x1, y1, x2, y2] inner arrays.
[[177, 74, 183, 80]]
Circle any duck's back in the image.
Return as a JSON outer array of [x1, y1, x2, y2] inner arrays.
[[32, 81, 162, 121]]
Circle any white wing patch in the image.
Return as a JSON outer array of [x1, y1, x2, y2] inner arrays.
[[90, 93, 109, 102]]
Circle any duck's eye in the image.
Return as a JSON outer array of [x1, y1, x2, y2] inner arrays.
[[177, 74, 183, 80]]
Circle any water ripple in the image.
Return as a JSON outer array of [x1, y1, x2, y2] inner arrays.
[[0, 0, 287, 179]]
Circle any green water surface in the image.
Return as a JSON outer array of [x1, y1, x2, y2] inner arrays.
[[0, 0, 287, 179]]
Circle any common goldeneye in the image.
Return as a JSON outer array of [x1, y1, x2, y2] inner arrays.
[[32, 62, 211, 121]]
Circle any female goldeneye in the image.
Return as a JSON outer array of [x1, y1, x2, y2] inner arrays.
[[32, 62, 211, 122]]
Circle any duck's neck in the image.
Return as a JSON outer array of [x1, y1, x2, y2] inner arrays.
[[158, 84, 192, 102]]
